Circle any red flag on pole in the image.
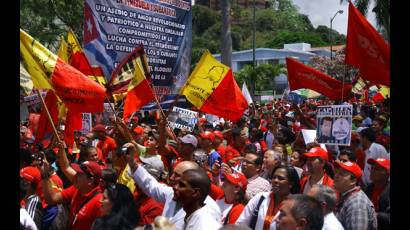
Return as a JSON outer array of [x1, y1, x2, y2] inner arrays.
[[286, 58, 352, 100], [35, 91, 59, 143], [346, 1, 390, 86]]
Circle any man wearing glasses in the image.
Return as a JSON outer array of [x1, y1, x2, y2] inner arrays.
[[241, 152, 270, 201]]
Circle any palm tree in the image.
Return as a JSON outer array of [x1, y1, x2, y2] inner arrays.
[[220, 0, 232, 67], [341, 0, 390, 41]]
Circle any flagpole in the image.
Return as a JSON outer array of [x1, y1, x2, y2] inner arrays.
[[138, 51, 178, 140], [342, 64, 346, 103], [37, 91, 62, 143]]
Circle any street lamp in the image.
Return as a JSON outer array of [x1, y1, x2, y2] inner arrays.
[[330, 10, 343, 60]]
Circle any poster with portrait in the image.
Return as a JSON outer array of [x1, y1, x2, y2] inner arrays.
[[167, 106, 198, 132], [316, 105, 352, 145]]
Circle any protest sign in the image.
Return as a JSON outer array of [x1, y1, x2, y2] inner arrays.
[[167, 106, 198, 132], [301, 129, 327, 151], [316, 105, 352, 145], [84, 0, 192, 107], [81, 113, 93, 135]]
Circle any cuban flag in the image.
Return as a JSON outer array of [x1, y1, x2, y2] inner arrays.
[[83, 2, 117, 82]]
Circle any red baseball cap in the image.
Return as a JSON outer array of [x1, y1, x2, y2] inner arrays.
[[225, 147, 240, 162], [71, 161, 102, 178], [200, 131, 215, 142], [304, 147, 328, 162], [20, 166, 41, 185], [92, 124, 106, 133], [224, 172, 248, 191], [133, 126, 144, 135], [213, 131, 224, 140], [334, 161, 362, 179], [367, 158, 390, 172]]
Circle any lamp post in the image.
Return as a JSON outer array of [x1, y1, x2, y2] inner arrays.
[[251, 0, 256, 99], [330, 10, 343, 60]]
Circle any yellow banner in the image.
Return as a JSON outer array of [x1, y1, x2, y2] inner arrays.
[[180, 50, 229, 107], [20, 63, 34, 96], [20, 29, 57, 90]]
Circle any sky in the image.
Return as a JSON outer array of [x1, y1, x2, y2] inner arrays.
[[292, 0, 377, 35]]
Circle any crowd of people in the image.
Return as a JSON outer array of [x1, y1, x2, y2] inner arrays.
[[19, 97, 390, 230]]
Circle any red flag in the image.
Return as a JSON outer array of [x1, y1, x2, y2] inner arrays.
[[35, 91, 59, 143], [64, 110, 82, 148], [286, 58, 352, 100], [346, 1, 390, 86], [110, 46, 155, 121]]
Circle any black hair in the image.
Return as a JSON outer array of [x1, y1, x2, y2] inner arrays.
[[359, 127, 376, 143], [255, 130, 264, 140], [102, 168, 118, 187], [44, 149, 57, 165], [245, 152, 263, 167], [244, 144, 257, 154], [20, 148, 33, 168], [339, 149, 357, 162], [231, 128, 242, 139], [20, 178, 30, 201], [92, 183, 140, 230], [271, 165, 301, 194], [288, 194, 324, 230], [78, 146, 98, 164], [278, 127, 296, 144], [183, 168, 211, 204]]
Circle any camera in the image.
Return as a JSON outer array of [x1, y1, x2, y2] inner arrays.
[[118, 145, 129, 156]]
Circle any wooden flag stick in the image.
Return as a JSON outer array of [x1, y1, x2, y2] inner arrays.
[[138, 51, 177, 140], [37, 90, 62, 143]]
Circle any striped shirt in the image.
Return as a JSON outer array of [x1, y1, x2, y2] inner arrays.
[[25, 194, 43, 229], [336, 187, 377, 230]]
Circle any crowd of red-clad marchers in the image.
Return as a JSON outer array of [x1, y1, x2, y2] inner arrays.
[[20, 98, 390, 230]]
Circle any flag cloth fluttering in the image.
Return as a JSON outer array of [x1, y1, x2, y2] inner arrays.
[[286, 57, 352, 101], [109, 45, 155, 122], [181, 50, 248, 121], [346, 1, 390, 86], [242, 82, 253, 105], [20, 29, 106, 113]]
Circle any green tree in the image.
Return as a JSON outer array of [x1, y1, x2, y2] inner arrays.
[[235, 63, 286, 92], [20, 0, 84, 52]]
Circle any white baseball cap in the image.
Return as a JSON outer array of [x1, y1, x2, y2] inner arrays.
[[179, 134, 198, 148]]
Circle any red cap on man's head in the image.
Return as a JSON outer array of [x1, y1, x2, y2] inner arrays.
[[225, 147, 240, 162], [304, 147, 328, 162], [367, 158, 390, 172], [334, 161, 362, 179], [20, 166, 41, 185], [72, 161, 102, 179], [200, 131, 215, 142], [213, 131, 224, 140], [224, 172, 248, 191], [92, 124, 106, 133], [133, 126, 144, 135]]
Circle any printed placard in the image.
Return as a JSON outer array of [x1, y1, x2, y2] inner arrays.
[[167, 106, 198, 132], [316, 105, 352, 145]]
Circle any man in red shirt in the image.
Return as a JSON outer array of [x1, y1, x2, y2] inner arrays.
[[213, 131, 227, 162], [40, 160, 103, 230], [300, 147, 334, 194], [93, 124, 118, 163], [365, 158, 390, 229]]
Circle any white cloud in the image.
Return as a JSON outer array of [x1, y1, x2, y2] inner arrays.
[[292, 0, 377, 35]]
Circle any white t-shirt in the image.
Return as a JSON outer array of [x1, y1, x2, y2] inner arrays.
[[184, 206, 222, 230], [20, 208, 38, 230], [236, 192, 278, 230], [363, 142, 389, 185], [322, 212, 344, 230]]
